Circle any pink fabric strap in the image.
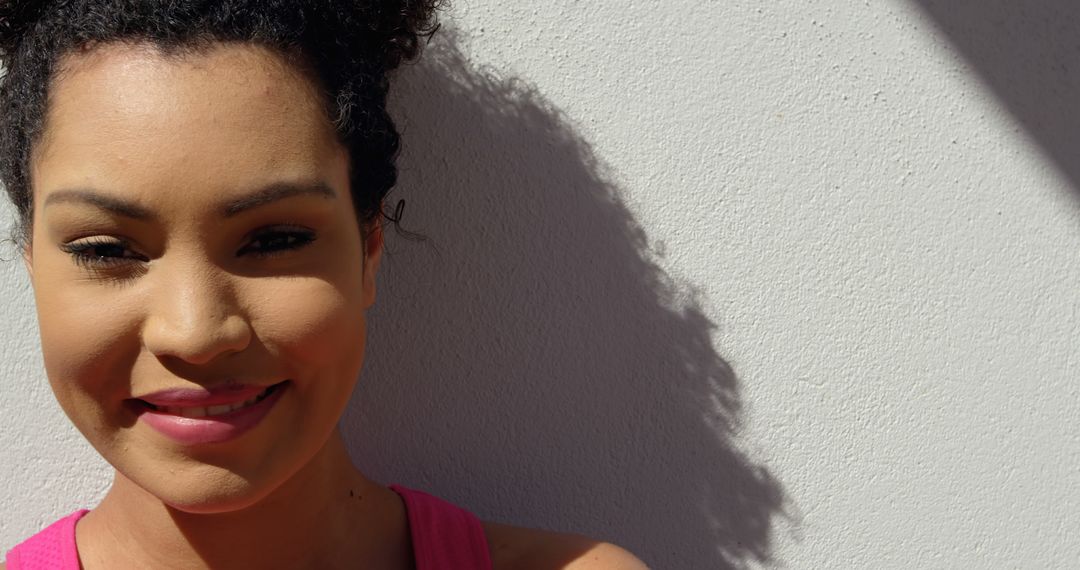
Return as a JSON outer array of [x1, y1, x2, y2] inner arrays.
[[6, 510, 87, 570], [6, 487, 490, 569], [390, 485, 493, 570]]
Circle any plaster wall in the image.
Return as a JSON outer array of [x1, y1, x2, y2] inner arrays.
[[2, 1, 1078, 568]]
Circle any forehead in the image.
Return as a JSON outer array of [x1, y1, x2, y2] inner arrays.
[[31, 41, 343, 209]]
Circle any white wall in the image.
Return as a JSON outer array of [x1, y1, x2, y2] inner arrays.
[[3, 1, 1079, 568]]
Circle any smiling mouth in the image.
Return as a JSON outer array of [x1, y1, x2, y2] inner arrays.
[[137, 383, 283, 418]]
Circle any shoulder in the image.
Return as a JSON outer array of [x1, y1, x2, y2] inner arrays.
[[483, 521, 648, 570]]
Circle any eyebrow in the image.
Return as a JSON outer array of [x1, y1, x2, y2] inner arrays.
[[43, 181, 337, 219], [43, 188, 155, 220], [221, 182, 336, 217]]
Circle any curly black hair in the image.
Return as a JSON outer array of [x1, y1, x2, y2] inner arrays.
[[0, 0, 442, 248]]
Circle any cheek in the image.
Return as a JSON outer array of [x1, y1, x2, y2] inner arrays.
[[33, 274, 144, 434], [35, 281, 140, 389], [247, 276, 368, 379]]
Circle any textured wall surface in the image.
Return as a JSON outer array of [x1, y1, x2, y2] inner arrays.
[[2, 1, 1079, 568]]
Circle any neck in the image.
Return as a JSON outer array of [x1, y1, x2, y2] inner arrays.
[[78, 430, 411, 569]]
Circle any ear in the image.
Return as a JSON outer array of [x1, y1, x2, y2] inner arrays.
[[361, 220, 383, 308], [21, 243, 32, 278]]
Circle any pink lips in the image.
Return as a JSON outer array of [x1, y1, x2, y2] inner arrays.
[[133, 382, 287, 445]]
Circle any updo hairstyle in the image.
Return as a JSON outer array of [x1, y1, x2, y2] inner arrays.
[[0, 0, 442, 248]]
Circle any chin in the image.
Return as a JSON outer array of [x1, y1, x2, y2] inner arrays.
[[109, 448, 304, 516], [165, 494, 268, 515], [137, 465, 279, 514]]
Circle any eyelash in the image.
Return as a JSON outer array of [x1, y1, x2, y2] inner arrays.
[[236, 228, 317, 258], [59, 237, 145, 271], [59, 227, 317, 272]]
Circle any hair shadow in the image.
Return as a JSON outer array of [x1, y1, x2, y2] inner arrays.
[[340, 32, 788, 569]]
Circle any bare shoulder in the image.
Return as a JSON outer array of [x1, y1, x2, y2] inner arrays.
[[483, 521, 649, 570]]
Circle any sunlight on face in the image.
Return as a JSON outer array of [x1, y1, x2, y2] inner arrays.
[[27, 42, 381, 512]]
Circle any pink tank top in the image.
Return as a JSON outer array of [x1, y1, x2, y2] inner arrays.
[[5, 485, 492, 569]]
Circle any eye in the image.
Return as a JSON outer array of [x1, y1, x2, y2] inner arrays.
[[59, 237, 147, 270], [237, 227, 317, 258]]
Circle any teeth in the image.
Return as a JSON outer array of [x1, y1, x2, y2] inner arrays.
[[180, 406, 208, 418], [207, 404, 233, 416], [156, 386, 273, 418]]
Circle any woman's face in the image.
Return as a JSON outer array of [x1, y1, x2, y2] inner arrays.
[[26, 42, 380, 512]]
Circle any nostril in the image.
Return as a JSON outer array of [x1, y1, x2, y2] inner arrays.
[[126, 399, 158, 413], [141, 313, 253, 365]]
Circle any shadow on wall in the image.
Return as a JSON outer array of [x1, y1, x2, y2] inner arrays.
[[340, 32, 787, 569], [909, 0, 1080, 194]]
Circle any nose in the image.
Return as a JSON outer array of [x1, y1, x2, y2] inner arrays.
[[141, 261, 252, 365]]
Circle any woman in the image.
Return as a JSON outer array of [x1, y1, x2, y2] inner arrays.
[[0, 1, 645, 568]]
